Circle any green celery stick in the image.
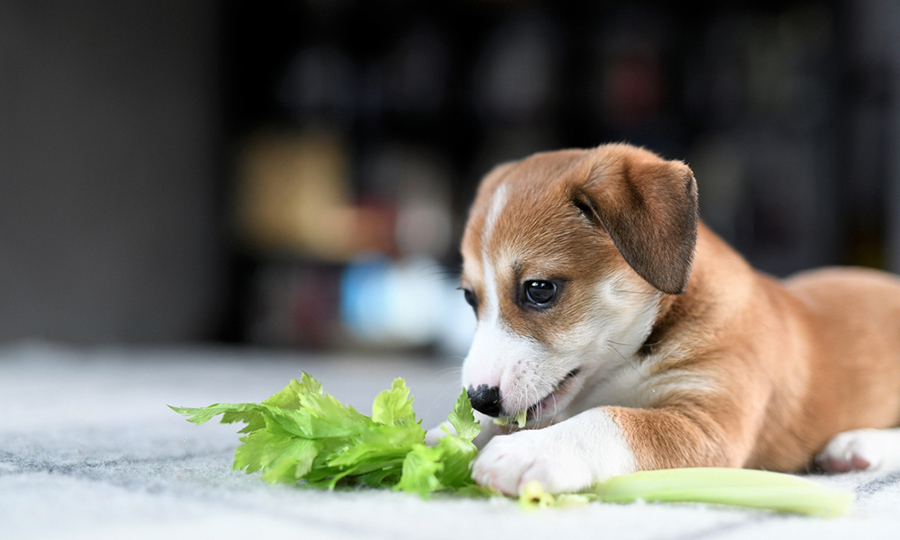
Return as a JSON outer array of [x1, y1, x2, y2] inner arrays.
[[590, 468, 854, 517]]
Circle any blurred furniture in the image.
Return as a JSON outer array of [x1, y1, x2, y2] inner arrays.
[[1, 0, 898, 346]]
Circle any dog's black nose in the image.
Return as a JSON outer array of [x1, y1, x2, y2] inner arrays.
[[467, 385, 502, 417]]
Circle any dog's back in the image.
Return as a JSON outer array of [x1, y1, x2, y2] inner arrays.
[[787, 267, 900, 427]]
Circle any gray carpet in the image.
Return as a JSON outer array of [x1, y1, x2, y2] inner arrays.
[[2, 343, 899, 540]]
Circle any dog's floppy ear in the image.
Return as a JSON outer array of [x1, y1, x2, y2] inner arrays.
[[574, 147, 699, 295]]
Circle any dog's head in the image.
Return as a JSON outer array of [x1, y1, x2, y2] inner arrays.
[[459, 144, 699, 425]]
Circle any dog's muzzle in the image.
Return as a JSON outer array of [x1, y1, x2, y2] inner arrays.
[[467, 384, 502, 417]]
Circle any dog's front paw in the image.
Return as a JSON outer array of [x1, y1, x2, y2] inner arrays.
[[472, 428, 595, 495], [472, 409, 637, 495], [816, 428, 900, 473], [470, 409, 637, 495]]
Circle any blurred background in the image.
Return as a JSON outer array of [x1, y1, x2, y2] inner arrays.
[[1, 0, 899, 353]]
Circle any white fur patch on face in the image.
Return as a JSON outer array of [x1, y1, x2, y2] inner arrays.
[[482, 183, 509, 246], [482, 244, 501, 322], [464, 181, 541, 402], [462, 256, 546, 403]]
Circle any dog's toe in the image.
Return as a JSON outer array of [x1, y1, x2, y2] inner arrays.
[[471, 434, 533, 494]]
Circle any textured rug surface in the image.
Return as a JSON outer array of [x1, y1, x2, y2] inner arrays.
[[2, 343, 899, 540]]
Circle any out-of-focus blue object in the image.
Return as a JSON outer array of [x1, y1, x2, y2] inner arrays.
[[340, 256, 475, 355]]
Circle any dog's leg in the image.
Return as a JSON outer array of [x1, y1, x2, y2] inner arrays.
[[471, 403, 739, 495], [815, 428, 900, 473]]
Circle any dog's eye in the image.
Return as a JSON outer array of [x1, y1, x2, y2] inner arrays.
[[462, 288, 478, 311], [524, 280, 557, 306]]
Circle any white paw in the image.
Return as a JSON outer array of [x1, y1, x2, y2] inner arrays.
[[472, 429, 594, 495], [816, 428, 900, 473], [470, 409, 636, 495]]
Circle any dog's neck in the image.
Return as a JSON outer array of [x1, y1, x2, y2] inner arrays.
[[639, 223, 755, 358]]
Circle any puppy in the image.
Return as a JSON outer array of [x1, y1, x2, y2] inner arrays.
[[454, 143, 900, 495]]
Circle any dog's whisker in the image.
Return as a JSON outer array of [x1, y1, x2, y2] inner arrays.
[[608, 342, 656, 394], [510, 371, 534, 424], [545, 390, 558, 427], [526, 378, 540, 423], [609, 339, 641, 348], [607, 342, 628, 363], [529, 375, 550, 426]]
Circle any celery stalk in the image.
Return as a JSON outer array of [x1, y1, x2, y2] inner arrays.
[[590, 468, 854, 517], [515, 409, 528, 428], [493, 408, 529, 428]]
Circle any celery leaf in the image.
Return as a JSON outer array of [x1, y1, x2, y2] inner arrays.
[[171, 372, 478, 497]]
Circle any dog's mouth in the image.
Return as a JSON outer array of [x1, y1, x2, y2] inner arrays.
[[499, 368, 581, 427]]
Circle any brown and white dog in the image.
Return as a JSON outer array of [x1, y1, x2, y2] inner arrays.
[[450, 143, 900, 495]]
